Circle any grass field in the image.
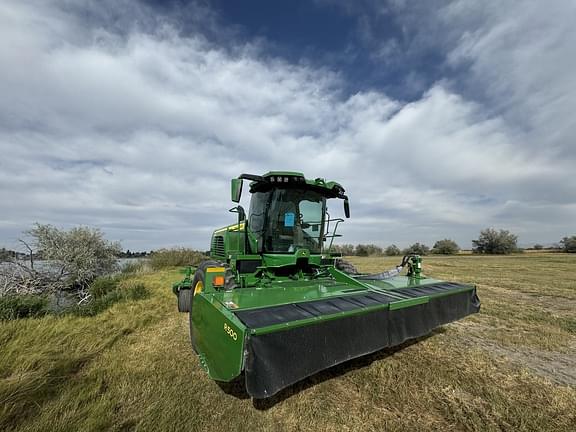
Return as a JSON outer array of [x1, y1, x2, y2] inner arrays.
[[1, 254, 575, 431]]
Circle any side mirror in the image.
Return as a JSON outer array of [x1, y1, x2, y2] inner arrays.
[[231, 178, 243, 203], [344, 197, 350, 218], [229, 205, 246, 223]]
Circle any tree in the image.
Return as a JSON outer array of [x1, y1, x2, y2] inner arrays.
[[402, 243, 430, 256], [472, 228, 518, 254], [431, 239, 460, 255], [332, 244, 355, 256], [27, 224, 122, 288], [354, 244, 383, 256], [385, 245, 401, 256], [533, 244, 544, 250], [560, 236, 576, 253], [0, 248, 12, 262]]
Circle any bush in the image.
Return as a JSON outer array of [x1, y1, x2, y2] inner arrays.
[[330, 244, 355, 256], [431, 239, 460, 255], [472, 228, 518, 254], [560, 236, 576, 253], [385, 245, 402, 256], [27, 224, 122, 288], [121, 259, 150, 274], [0, 295, 48, 320], [73, 280, 148, 317], [355, 244, 383, 257], [149, 248, 207, 270], [402, 243, 430, 256], [0, 277, 148, 320], [89, 276, 120, 298]]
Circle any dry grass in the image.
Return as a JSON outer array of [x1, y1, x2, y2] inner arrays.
[[1, 255, 575, 431]]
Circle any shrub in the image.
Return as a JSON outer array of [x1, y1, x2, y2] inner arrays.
[[385, 245, 401, 256], [355, 244, 383, 257], [73, 280, 148, 317], [331, 244, 355, 256], [431, 239, 460, 255], [472, 228, 518, 254], [27, 224, 122, 288], [402, 243, 430, 256], [149, 248, 207, 270], [560, 236, 576, 253], [120, 259, 150, 275], [0, 295, 48, 320], [89, 276, 120, 298]]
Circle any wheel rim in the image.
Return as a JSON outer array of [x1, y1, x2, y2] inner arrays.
[[193, 281, 203, 296]]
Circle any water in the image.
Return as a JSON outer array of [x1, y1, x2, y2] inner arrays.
[[0, 258, 143, 273]]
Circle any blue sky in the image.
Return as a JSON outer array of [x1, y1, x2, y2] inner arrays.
[[0, 0, 575, 250]]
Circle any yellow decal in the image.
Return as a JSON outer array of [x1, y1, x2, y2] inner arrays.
[[213, 222, 245, 234], [228, 223, 245, 232], [206, 267, 226, 273], [224, 323, 238, 341]]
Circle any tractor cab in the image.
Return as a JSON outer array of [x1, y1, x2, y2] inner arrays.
[[231, 171, 349, 256]]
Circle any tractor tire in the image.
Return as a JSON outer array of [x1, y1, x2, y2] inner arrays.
[[188, 260, 223, 352], [177, 288, 191, 313], [335, 258, 359, 275]]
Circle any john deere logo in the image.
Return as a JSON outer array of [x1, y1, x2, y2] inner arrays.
[[224, 323, 238, 341]]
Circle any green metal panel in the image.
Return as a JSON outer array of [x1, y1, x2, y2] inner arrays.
[[263, 171, 305, 178], [213, 279, 366, 311], [192, 294, 247, 382], [328, 267, 371, 289], [210, 222, 246, 260]]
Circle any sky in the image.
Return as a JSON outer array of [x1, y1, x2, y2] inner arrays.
[[0, 0, 575, 251]]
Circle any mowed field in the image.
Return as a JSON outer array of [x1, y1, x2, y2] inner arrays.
[[1, 254, 575, 431]]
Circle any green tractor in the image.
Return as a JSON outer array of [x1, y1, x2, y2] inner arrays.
[[172, 171, 480, 398]]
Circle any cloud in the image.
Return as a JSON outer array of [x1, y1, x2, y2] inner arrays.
[[0, 0, 573, 250]]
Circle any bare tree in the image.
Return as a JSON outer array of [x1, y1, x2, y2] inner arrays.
[[1, 224, 121, 300]]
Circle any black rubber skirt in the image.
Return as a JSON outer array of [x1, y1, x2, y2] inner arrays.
[[241, 288, 480, 398]]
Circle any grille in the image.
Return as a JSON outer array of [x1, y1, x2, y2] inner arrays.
[[211, 235, 225, 258]]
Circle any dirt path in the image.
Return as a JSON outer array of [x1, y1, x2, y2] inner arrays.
[[452, 320, 576, 387]]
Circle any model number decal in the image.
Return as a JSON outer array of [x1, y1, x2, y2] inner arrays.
[[224, 323, 238, 341]]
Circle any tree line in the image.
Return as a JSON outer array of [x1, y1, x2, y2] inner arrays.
[[331, 229, 576, 256], [0, 247, 151, 262]]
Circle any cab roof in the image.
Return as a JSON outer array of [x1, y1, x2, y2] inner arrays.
[[239, 172, 346, 199]]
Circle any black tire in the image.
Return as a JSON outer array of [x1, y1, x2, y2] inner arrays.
[[335, 258, 359, 275], [177, 288, 191, 312]]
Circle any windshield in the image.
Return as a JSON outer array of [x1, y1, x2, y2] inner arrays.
[[248, 188, 326, 254]]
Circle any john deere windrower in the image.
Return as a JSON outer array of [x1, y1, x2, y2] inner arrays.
[[172, 172, 480, 398]]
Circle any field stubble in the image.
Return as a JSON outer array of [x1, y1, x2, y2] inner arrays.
[[1, 254, 575, 431]]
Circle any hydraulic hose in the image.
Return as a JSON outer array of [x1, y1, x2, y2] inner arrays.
[[354, 254, 419, 280], [355, 266, 404, 280]]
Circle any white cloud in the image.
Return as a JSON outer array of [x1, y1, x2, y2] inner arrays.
[[0, 0, 573, 250]]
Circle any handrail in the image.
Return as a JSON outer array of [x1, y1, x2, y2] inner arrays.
[[322, 217, 344, 253]]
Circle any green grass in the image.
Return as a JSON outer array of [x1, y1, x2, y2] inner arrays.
[[1, 255, 575, 431], [148, 248, 207, 270], [0, 295, 48, 320]]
